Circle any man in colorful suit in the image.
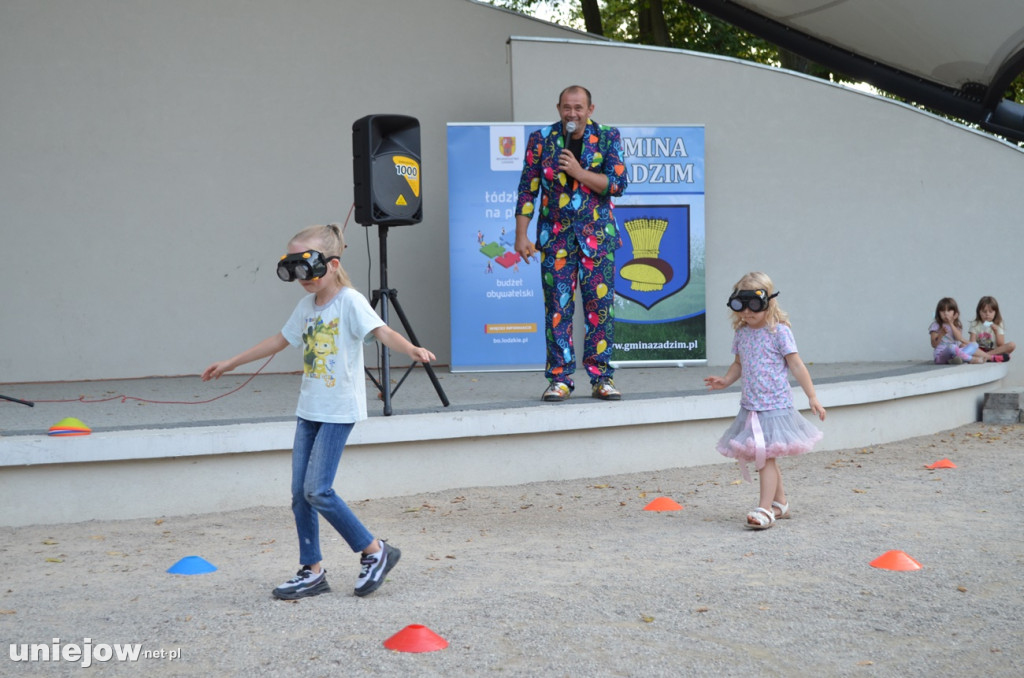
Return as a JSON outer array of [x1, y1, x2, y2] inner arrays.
[[515, 85, 629, 401]]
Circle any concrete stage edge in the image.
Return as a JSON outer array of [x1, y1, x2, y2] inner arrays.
[[0, 362, 1007, 526]]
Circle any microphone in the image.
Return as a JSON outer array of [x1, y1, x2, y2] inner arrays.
[[563, 120, 578, 188]]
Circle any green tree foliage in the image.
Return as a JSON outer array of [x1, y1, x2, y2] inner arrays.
[[495, 1, 1023, 97], [492, 1, 788, 71], [1006, 73, 1024, 103]]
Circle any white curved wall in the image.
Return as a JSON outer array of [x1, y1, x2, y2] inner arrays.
[[2, 2, 1021, 384], [0, 0, 578, 382], [510, 37, 1024, 375]]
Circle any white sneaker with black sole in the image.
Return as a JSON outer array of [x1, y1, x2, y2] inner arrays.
[[354, 541, 400, 597], [272, 566, 330, 600]]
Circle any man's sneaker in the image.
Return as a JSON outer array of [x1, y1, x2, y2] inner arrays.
[[541, 382, 571, 402], [592, 378, 621, 400], [272, 566, 330, 600], [354, 541, 401, 597]]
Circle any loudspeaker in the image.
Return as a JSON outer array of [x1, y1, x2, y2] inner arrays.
[[352, 114, 422, 226]]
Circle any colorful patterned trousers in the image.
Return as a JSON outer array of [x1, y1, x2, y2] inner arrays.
[[540, 229, 616, 388]]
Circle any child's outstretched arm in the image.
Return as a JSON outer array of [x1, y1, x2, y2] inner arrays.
[[202, 333, 289, 381], [785, 352, 826, 421], [371, 325, 436, 364], [704, 356, 742, 390]]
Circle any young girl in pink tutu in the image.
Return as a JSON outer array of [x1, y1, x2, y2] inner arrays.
[[705, 272, 827, 530]]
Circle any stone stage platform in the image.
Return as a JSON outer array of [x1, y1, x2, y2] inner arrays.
[[0, 361, 1008, 526]]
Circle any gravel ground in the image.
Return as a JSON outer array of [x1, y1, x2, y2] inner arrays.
[[2, 422, 1022, 677]]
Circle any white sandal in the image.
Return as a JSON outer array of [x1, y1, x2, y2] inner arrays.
[[772, 501, 791, 519], [745, 507, 775, 530]]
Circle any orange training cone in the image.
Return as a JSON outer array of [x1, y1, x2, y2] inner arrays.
[[869, 550, 923, 571], [925, 459, 957, 469], [643, 496, 683, 511], [383, 625, 448, 653]]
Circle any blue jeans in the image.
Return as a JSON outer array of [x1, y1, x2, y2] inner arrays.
[[291, 418, 374, 565]]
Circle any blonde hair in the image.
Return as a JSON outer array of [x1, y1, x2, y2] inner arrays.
[[729, 271, 789, 331], [289, 224, 351, 288]]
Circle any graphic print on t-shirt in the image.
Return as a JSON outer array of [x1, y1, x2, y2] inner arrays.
[[302, 316, 340, 387]]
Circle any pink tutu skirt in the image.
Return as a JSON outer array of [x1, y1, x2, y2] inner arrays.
[[716, 407, 823, 481]]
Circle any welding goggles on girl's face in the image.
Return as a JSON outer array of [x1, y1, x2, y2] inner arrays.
[[276, 250, 338, 282], [727, 289, 779, 312]]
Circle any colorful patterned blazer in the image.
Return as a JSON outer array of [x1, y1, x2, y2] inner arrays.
[[516, 119, 628, 258]]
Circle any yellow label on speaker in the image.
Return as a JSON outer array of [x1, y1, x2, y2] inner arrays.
[[393, 155, 420, 197], [396, 195, 407, 206]]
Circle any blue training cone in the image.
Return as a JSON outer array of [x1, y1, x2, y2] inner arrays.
[[167, 556, 218, 575]]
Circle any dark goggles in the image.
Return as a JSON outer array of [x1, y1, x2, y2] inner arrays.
[[276, 250, 338, 282], [727, 289, 779, 312]]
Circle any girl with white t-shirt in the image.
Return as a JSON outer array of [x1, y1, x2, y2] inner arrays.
[[969, 296, 1015, 363], [203, 224, 435, 599]]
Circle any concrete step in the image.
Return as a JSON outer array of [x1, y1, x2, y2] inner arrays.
[[982, 386, 1024, 424]]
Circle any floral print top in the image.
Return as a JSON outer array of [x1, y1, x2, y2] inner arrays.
[[732, 324, 798, 411], [968, 320, 1003, 351]]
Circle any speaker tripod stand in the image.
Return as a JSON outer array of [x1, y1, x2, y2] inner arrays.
[[1, 394, 34, 407], [365, 224, 449, 416]]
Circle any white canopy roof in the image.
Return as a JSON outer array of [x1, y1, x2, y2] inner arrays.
[[687, 0, 1024, 141]]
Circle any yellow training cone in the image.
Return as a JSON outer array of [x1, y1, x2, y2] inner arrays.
[[49, 417, 91, 436]]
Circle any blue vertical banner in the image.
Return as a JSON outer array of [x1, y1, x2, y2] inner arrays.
[[447, 124, 544, 371], [447, 123, 705, 371], [612, 127, 706, 366]]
